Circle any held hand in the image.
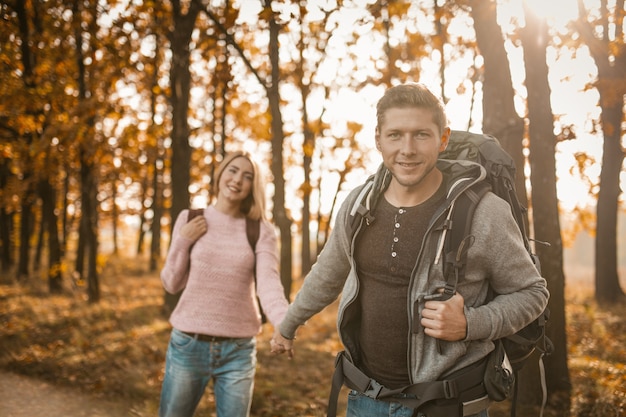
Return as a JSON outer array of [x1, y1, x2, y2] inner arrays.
[[421, 292, 467, 341], [270, 328, 294, 359], [180, 216, 208, 241]]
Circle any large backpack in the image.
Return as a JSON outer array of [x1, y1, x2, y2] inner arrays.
[[439, 131, 553, 416], [346, 130, 553, 417]]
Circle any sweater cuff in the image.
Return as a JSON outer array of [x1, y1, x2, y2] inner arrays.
[[278, 317, 299, 340], [464, 306, 491, 341]]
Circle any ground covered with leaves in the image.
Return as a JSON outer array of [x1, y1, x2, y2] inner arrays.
[[1, 257, 624, 417]]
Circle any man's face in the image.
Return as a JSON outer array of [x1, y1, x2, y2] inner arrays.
[[375, 107, 449, 192]]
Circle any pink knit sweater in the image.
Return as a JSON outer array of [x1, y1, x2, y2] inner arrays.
[[161, 206, 289, 338]]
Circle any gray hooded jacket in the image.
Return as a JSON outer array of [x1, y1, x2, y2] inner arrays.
[[279, 159, 549, 384]]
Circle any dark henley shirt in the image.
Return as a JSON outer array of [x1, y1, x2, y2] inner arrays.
[[354, 184, 445, 388]]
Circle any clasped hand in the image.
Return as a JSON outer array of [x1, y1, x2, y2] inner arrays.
[[270, 328, 294, 359], [420, 292, 468, 341]]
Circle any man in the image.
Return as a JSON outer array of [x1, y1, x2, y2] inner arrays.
[[271, 83, 549, 417]]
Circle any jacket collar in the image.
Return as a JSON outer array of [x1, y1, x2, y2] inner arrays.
[[367, 159, 486, 209]]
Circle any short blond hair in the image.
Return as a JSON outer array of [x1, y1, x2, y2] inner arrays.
[[376, 83, 448, 137]]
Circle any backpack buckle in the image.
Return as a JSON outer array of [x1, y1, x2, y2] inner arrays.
[[363, 379, 383, 399], [443, 380, 459, 399]]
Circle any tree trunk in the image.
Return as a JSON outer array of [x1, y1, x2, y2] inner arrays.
[[570, 0, 626, 303], [81, 155, 100, 303], [469, 0, 527, 209], [76, 157, 99, 299], [41, 180, 63, 293], [73, 0, 100, 302], [301, 127, 313, 276], [17, 200, 32, 280], [150, 156, 163, 272], [14, 0, 34, 282], [266, 0, 293, 300], [595, 99, 625, 302], [521, 4, 571, 409], [0, 161, 12, 275], [62, 168, 70, 255], [579, 0, 626, 303], [137, 176, 149, 255], [0, 208, 12, 276], [162, 0, 201, 315], [149, 35, 164, 273], [298, 48, 314, 275], [111, 181, 118, 255], [34, 199, 44, 271], [75, 214, 86, 281]]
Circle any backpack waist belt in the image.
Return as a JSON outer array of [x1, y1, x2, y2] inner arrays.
[[327, 351, 489, 417]]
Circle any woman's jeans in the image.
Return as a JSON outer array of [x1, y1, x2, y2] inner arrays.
[[159, 328, 257, 417], [346, 390, 490, 417]]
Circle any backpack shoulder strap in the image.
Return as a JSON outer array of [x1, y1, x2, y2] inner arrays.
[[348, 178, 376, 232], [188, 208, 259, 252], [245, 217, 261, 251], [246, 217, 265, 322], [347, 168, 392, 236], [442, 182, 491, 293], [187, 209, 259, 255], [187, 208, 205, 222]]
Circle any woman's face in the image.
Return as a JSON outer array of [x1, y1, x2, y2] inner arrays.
[[217, 156, 254, 206]]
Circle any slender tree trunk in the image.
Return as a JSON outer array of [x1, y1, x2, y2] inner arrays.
[[0, 162, 12, 275], [297, 30, 314, 275], [111, 181, 118, 255], [149, 33, 164, 273], [17, 200, 32, 281], [162, 0, 201, 315], [86, 207, 99, 302], [15, 0, 35, 282], [137, 177, 149, 255], [594, 100, 625, 302], [62, 169, 69, 255], [301, 126, 313, 276], [41, 180, 62, 293], [34, 197, 45, 271], [434, 0, 447, 103], [137, 213, 146, 256], [0, 208, 12, 276], [73, 0, 100, 302], [81, 155, 100, 303], [266, 0, 292, 300], [521, 4, 571, 410], [150, 156, 163, 272], [75, 214, 86, 281]]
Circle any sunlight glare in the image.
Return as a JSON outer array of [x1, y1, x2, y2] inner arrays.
[[498, 0, 579, 27]]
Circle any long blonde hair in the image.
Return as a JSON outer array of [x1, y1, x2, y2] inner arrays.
[[213, 151, 267, 221]]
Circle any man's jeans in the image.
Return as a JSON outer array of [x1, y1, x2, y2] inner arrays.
[[158, 328, 257, 417], [346, 390, 490, 417]]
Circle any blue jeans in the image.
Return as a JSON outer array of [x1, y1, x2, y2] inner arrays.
[[346, 390, 490, 417], [159, 329, 257, 417]]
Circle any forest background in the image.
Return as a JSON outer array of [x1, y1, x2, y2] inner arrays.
[[0, 0, 625, 416]]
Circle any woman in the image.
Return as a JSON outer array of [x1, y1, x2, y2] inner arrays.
[[159, 151, 289, 417]]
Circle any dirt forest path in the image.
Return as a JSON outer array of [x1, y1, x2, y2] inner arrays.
[[0, 370, 139, 417]]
